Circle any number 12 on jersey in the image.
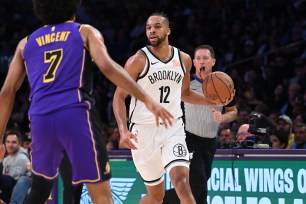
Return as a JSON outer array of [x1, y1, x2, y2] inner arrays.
[[159, 86, 170, 103]]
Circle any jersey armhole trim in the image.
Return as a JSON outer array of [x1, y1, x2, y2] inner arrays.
[[177, 48, 186, 75], [128, 99, 137, 123], [78, 24, 89, 51], [138, 49, 150, 80]]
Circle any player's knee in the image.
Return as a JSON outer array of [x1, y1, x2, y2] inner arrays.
[[172, 175, 191, 192]]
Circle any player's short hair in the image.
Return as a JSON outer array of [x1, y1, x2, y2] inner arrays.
[[149, 12, 170, 27], [33, 0, 82, 24], [194, 45, 215, 59]]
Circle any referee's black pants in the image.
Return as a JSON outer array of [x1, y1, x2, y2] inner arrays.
[[186, 131, 217, 204]]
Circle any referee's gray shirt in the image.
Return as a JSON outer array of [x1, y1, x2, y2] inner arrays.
[[184, 79, 222, 138]]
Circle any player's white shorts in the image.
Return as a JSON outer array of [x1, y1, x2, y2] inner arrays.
[[130, 118, 190, 186]]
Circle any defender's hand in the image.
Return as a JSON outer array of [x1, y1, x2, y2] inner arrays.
[[144, 100, 174, 128]]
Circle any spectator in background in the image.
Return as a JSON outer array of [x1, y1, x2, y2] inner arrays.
[[1, 131, 31, 204], [271, 84, 287, 112], [270, 129, 289, 149], [236, 107, 252, 128], [280, 83, 302, 117], [217, 127, 236, 149], [21, 132, 31, 156], [236, 124, 256, 144], [290, 123, 306, 149], [235, 123, 274, 148], [292, 112, 306, 128], [106, 127, 120, 151], [276, 115, 294, 149]]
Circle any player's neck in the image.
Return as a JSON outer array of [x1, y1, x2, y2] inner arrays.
[[149, 44, 171, 61]]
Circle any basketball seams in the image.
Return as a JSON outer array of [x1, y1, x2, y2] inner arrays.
[[213, 73, 231, 102], [203, 75, 209, 97], [202, 71, 234, 104], [211, 73, 224, 103]]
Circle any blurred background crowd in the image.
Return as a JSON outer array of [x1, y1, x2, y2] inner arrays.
[[0, 0, 306, 150]]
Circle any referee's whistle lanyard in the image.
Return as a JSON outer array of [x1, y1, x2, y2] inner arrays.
[[193, 73, 202, 83], [193, 67, 206, 82]]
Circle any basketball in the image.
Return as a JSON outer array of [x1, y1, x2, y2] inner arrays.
[[202, 71, 234, 104]]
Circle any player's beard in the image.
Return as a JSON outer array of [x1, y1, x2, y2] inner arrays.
[[148, 34, 166, 47]]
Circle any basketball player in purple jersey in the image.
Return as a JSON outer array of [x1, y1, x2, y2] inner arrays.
[[0, 0, 173, 203]]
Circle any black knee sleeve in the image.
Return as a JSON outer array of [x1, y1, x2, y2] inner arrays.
[[23, 174, 54, 204]]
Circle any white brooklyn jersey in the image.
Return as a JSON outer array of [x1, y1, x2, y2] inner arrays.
[[129, 46, 185, 124], [184, 79, 222, 138]]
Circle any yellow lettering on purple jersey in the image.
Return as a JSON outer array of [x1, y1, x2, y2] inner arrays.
[[36, 31, 71, 47]]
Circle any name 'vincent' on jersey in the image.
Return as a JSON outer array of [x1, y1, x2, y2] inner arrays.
[[35, 31, 71, 46], [24, 22, 94, 116]]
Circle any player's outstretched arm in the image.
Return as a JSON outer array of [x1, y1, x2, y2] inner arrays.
[[80, 25, 147, 101], [113, 88, 138, 150], [81, 25, 173, 127], [0, 38, 27, 142]]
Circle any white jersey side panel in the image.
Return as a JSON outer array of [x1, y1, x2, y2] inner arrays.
[[129, 46, 185, 124]]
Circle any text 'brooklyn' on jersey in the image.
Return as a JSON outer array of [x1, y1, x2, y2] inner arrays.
[[129, 46, 185, 124], [23, 22, 93, 115]]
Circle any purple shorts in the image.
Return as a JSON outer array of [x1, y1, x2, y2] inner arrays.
[[30, 106, 111, 184]]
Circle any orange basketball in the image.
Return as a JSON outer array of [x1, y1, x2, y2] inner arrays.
[[202, 71, 234, 104]]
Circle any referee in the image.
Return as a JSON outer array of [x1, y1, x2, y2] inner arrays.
[[185, 44, 237, 204], [164, 44, 237, 204]]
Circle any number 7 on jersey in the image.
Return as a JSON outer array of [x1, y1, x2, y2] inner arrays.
[[43, 49, 63, 83]]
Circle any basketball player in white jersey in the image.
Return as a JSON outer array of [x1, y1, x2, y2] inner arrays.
[[113, 13, 230, 204]]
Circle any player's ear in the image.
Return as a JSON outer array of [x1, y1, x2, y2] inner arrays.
[[167, 27, 171, 35], [212, 58, 216, 66]]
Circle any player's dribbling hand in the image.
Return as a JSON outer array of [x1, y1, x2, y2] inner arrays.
[[120, 130, 138, 150], [215, 89, 236, 106], [144, 100, 174, 128]]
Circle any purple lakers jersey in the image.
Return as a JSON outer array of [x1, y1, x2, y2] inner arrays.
[[23, 22, 92, 115]]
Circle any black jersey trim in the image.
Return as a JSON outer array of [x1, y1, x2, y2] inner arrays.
[[138, 49, 150, 80], [129, 122, 135, 132], [164, 159, 189, 170], [177, 48, 186, 75], [142, 175, 164, 184], [128, 99, 137, 123], [145, 45, 174, 64], [78, 24, 89, 51]]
